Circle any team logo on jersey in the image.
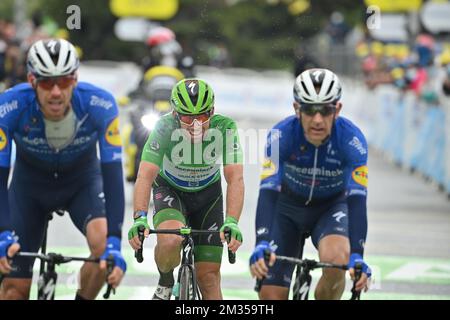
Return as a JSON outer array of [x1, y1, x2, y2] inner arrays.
[[260, 158, 277, 180], [0, 128, 7, 151], [150, 140, 160, 151], [105, 117, 122, 147], [352, 165, 368, 187]]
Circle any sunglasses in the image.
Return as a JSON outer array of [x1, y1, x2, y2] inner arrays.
[[36, 75, 76, 90], [300, 104, 337, 117], [177, 111, 211, 126]]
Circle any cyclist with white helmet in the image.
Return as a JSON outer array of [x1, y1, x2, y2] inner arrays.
[[128, 78, 244, 300], [250, 68, 371, 299], [0, 39, 126, 299]]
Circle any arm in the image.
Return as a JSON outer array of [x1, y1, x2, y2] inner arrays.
[[0, 167, 11, 232], [101, 162, 125, 238], [344, 129, 371, 287], [223, 163, 244, 222], [346, 163, 369, 256], [220, 163, 244, 251], [255, 189, 279, 243], [133, 161, 160, 213], [347, 193, 367, 256], [128, 160, 159, 250]]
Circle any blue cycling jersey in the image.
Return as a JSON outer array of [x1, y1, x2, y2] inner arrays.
[[260, 115, 368, 201], [0, 82, 125, 237], [256, 115, 368, 255], [0, 82, 122, 168]]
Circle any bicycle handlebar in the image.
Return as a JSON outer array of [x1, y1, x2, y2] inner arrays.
[[276, 255, 348, 271], [15, 251, 99, 264], [254, 251, 363, 300], [12, 251, 116, 299], [134, 225, 236, 264]]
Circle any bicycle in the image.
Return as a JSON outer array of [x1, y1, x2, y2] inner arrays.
[[10, 251, 115, 300], [255, 252, 363, 300], [0, 210, 116, 300], [134, 225, 236, 300]]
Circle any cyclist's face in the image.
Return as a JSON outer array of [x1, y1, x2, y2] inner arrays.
[[294, 101, 342, 146], [28, 73, 77, 121], [174, 109, 213, 143]]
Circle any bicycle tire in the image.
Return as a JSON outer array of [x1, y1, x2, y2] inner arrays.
[[178, 265, 196, 300]]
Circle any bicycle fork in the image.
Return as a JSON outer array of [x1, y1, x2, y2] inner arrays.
[[37, 261, 57, 300]]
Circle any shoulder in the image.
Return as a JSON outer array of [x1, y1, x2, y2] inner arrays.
[[74, 82, 118, 116], [1, 83, 34, 100], [269, 115, 299, 140], [0, 83, 34, 118], [335, 117, 366, 141], [335, 117, 368, 159], [153, 113, 178, 137], [210, 114, 239, 130]]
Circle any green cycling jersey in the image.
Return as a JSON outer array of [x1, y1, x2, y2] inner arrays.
[[141, 113, 243, 192]]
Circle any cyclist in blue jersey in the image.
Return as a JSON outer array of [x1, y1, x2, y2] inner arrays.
[[0, 39, 126, 299], [250, 68, 371, 300]]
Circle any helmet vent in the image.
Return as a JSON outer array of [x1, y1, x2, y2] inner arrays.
[[35, 53, 48, 69], [300, 81, 310, 96], [64, 50, 72, 68], [177, 91, 189, 112], [325, 80, 335, 96], [198, 89, 209, 110]]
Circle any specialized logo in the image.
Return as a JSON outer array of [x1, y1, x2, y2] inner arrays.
[[150, 140, 160, 151], [256, 227, 268, 237], [352, 165, 368, 187], [332, 211, 347, 223], [163, 195, 175, 207], [312, 70, 323, 82], [105, 117, 122, 147], [0, 128, 7, 151], [207, 223, 219, 243], [188, 81, 196, 94], [47, 40, 58, 54], [260, 158, 277, 180]]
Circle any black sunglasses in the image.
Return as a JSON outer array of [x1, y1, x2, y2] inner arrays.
[[300, 104, 337, 117]]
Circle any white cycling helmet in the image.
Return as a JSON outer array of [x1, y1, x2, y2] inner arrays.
[[27, 39, 79, 78], [293, 68, 342, 104]]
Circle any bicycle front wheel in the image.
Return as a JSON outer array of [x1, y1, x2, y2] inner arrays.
[[178, 265, 197, 300]]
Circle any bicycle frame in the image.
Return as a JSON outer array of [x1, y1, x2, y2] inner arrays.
[[255, 253, 363, 300], [1, 210, 116, 300], [15, 252, 103, 300], [135, 226, 235, 300], [277, 256, 349, 300]]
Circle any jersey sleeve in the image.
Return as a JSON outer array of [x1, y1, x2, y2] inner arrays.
[[90, 90, 123, 163], [343, 125, 369, 255], [259, 124, 289, 192], [223, 119, 243, 165], [0, 88, 22, 168], [344, 128, 369, 197], [141, 117, 170, 167]]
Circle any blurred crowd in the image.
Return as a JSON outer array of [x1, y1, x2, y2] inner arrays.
[[355, 33, 450, 102], [0, 12, 71, 91]]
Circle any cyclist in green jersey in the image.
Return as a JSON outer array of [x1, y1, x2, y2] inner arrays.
[[128, 79, 244, 300]]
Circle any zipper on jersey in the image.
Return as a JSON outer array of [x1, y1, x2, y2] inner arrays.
[[305, 147, 318, 205]]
